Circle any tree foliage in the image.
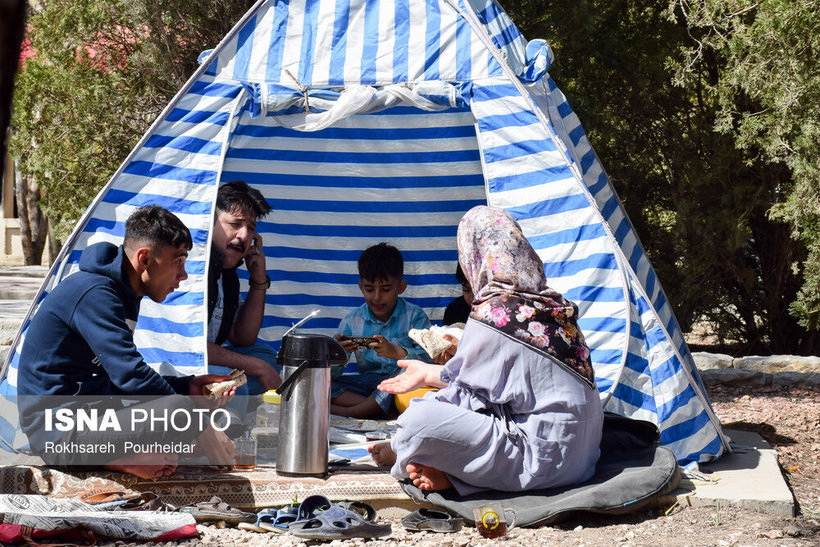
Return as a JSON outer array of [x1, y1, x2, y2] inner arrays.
[[10, 0, 252, 238], [506, 0, 817, 354], [11, 0, 819, 353], [669, 0, 820, 333]]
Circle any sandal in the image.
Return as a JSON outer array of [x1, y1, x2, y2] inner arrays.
[[78, 487, 141, 506], [401, 508, 463, 533], [119, 492, 175, 512], [258, 507, 298, 533], [239, 508, 277, 533], [178, 496, 256, 524], [337, 500, 378, 522], [288, 497, 391, 540], [294, 495, 332, 521]]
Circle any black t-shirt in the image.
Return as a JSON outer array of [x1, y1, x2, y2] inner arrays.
[[443, 296, 471, 325]]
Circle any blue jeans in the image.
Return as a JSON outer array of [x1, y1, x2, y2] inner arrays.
[[330, 370, 401, 413]]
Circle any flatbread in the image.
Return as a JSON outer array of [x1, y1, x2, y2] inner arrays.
[[203, 368, 247, 399], [408, 324, 464, 359]]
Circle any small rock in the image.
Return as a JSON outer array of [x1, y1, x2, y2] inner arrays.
[[573, 525, 584, 532], [759, 529, 784, 539], [783, 525, 802, 537]]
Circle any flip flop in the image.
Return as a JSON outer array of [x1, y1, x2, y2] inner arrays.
[[238, 521, 269, 533], [401, 508, 463, 533], [257, 506, 298, 533], [178, 496, 256, 524], [78, 487, 141, 506], [288, 504, 392, 540], [239, 508, 277, 533]]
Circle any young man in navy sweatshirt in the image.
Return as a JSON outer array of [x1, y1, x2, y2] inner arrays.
[[18, 205, 235, 479]]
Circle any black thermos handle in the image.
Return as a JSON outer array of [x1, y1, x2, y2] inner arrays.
[[275, 359, 310, 397]]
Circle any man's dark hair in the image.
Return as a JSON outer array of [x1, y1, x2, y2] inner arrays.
[[124, 205, 192, 250], [358, 242, 403, 282], [216, 180, 272, 220]]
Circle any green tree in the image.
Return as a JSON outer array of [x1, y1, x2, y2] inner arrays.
[[506, 0, 814, 354], [669, 0, 820, 337], [10, 0, 252, 241]]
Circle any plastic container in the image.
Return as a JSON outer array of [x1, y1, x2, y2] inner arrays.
[[255, 391, 281, 462], [256, 391, 282, 428]]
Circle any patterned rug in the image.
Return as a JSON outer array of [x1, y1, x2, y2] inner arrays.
[[0, 464, 407, 510]]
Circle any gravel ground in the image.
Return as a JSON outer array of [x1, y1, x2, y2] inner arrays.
[[95, 384, 819, 546]]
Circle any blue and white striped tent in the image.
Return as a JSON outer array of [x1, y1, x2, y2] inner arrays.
[[0, 0, 730, 464]]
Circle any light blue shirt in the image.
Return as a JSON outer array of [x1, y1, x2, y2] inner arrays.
[[338, 297, 432, 375]]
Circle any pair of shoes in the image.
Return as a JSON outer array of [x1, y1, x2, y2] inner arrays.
[[178, 496, 256, 524], [402, 508, 463, 533], [288, 495, 391, 540]]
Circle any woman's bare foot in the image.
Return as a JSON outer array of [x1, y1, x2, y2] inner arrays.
[[104, 453, 178, 479], [407, 462, 452, 491], [368, 442, 396, 466]]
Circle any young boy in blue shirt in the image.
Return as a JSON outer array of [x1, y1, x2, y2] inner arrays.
[[333, 243, 431, 418]]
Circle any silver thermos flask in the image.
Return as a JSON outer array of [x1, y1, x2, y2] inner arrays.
[[275, 333, 347, 477]]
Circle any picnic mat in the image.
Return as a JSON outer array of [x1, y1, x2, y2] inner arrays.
[[400, 414, 680, 527], [0, 464, 405, 510]]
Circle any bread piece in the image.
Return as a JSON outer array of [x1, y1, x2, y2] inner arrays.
[[408, 324, 464, 359], [203, 368, 247, 399]]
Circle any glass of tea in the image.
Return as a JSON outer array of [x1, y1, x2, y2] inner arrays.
[[472, 503, 507, 539], [233, 435, 257, 469]]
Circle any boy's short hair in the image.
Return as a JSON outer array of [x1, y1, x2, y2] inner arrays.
[[455, 263, 467, 285], [124, 205, 192, 250], [216, 180, 272, 220], [358, 242, 403, 281]]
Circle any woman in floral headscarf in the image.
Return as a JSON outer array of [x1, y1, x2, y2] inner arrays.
[[370, 206, 603, 494]]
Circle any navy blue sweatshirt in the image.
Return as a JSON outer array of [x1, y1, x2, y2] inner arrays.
[[18, 242, 191, 450]]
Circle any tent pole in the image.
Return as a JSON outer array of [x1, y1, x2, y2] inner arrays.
[[202, 88, 250, 367]]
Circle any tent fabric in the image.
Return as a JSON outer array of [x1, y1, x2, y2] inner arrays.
[[0, 0, 729, 465]]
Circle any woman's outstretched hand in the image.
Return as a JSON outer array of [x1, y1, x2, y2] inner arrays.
[[378, 359, 446, 394]]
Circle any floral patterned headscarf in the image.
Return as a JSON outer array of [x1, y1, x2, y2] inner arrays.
[[457, 206, 595, 387]]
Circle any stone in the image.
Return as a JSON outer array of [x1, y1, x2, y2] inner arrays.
[[699, 368, 770, 386], [734, 355, 820, 374], [773, 372, 820, 387], [783, 525, 802, 537], [760, 529, 784, 539], [692, 352, 733, 370]]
